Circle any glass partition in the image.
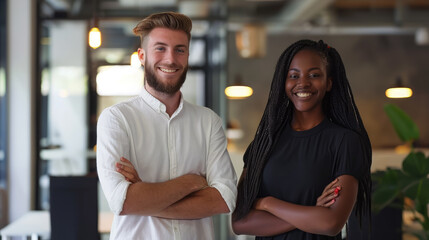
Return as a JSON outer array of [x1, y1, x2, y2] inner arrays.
[[37, 19, 89, 209]]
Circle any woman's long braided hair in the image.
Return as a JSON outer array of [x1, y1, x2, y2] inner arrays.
[[233, 39, 372, 226]]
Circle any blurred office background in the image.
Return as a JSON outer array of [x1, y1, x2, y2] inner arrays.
[[1, 0, 429, 239]]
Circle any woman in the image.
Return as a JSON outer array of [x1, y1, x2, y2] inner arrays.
[[232, 39, 372, 239]]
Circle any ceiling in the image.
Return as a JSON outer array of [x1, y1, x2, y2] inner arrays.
[[41, 0, 429, 27], [40, 0, 429, 64]]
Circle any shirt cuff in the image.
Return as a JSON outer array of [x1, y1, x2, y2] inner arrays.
[[211, 182, 237, 213], [109, 180, 132, 215]]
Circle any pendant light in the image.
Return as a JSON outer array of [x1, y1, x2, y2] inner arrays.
[[225, 75, 253, 100], [385, 77, 413, 99], [89, 27, 101, 49], [88, 0, 101, 49]]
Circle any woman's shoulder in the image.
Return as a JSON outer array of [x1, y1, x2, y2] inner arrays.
[[322, 119, 362, 145]]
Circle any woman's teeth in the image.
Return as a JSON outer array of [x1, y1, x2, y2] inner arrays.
[[296, 92, 312, 98]]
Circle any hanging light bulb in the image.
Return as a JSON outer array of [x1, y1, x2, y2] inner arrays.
[[89, 27, 102, 49], [130, 52, 141, 67], [225, 75, 253, 99], [89, 0, 101, 49], [385, 77, 413, 99]]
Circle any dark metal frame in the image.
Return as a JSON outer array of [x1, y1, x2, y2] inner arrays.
[[0, 0, 8, 188], [34, 0, 43, 210]]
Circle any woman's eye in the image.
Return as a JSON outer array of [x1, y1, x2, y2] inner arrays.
[[310, 73, 320, 78], [289, 74, 298, 79]]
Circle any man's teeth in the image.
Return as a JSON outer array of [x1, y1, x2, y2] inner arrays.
[[296, 92, 312, 97], [160, 68, 176, 73]]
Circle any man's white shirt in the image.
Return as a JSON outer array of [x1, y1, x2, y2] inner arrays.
[[97, 87, 237, 240]]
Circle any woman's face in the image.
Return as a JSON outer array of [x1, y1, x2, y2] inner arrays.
[[285, 49, 332, 115]]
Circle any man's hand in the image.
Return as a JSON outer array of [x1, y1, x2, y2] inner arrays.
[[116, 157, 142, 183]]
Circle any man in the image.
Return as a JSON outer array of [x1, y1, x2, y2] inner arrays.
[[96, 12, 237, 239]]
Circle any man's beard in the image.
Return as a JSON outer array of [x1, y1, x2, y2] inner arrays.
[[144, 63, 187, 95]]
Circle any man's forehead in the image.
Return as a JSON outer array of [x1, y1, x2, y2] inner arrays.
[[146, 28, 189, 45]]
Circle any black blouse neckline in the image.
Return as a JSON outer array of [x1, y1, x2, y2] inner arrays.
[[287, 118, 330, 137]]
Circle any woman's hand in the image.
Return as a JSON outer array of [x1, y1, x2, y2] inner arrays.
[[316, 178, 341, 207], [116, 157, 142, 183]]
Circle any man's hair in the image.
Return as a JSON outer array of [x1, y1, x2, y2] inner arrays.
[[233, 40, 372, 228], [133, 12, 192, 46]]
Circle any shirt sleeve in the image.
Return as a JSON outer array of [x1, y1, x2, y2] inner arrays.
[[333, 130, 365, 181], [205, 113, 238, 212], [96, 107, 131, 215]]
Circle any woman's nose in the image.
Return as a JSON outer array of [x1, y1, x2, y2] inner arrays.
[[297, 76, 311, 87]]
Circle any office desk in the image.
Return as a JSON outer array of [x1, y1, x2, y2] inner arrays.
[[0, 210, 113, 240]]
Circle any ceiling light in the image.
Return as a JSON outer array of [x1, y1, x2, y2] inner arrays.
[[385, 77, 413, 99], [225, 75, 253, 99], [89, 0, 101, 49], [89, 27, 101, 49], [235, 24, 266, 58], [415, 28, 429, 45]]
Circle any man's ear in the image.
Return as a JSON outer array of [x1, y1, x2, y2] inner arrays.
[[137, 48, 145, 66], [327, 77, 333, 91]]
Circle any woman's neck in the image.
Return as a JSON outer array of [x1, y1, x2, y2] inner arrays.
[[291, 111, 325, 131]]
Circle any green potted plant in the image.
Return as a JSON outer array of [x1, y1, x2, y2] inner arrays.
[[372, 103, 429, 240]]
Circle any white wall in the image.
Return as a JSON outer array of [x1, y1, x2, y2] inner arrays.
[[7, 0, 36, 221]]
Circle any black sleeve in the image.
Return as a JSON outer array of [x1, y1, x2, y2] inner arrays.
[[333, 131, 365, 181]]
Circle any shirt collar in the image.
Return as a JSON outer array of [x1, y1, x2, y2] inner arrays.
[[140, 86, 184, 117]]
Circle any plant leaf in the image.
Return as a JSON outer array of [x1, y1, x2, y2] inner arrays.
[[403, 151, 429, 178], [384, 104, 420, 142], [372, 184, 400, 213], [417, 178, 429, 207]]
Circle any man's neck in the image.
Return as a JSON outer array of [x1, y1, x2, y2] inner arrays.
[[145, 84, 181, 117]]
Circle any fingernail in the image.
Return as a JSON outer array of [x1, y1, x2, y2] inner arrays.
[[331, 199, 335, 203], [334, 187, 340, 194]]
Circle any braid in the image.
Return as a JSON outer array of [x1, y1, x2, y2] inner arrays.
[[233, 40, 372, 227], [325, 45, 372, 224]]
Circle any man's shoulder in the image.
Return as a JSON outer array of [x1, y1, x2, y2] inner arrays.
[[183, 100, 219, 119], [99, 96, 143, 120]]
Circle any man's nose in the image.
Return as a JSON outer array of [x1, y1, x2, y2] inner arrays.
[[164, 49, 176, 64]]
